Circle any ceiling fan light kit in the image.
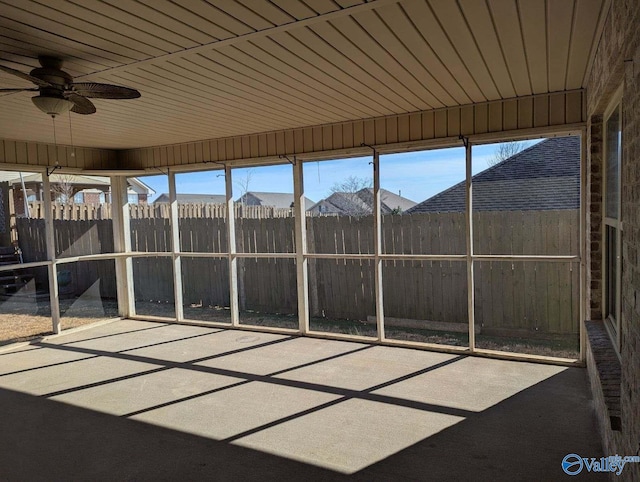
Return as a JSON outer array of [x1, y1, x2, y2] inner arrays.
[[0, 55, 140, 117], [31, 95, 74, 117]]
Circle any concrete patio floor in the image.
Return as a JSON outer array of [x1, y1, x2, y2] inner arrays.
[[0, 319, 605, 481]]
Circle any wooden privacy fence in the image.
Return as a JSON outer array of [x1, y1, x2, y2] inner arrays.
[[28, 202, 297, 220], [16, 210, 579, 335]]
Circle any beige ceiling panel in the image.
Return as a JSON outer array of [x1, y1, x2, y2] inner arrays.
[[487, 0, 531, 97], [335, 0, 367, 7], [330, 14, 427, 109], [236, 0, 296, 25], [0, 36, 111, 75], [266, 29, 406, 113], [196, 47, 359, 120], [547, 0, 575, 92], [401, 0, 485, 103], [518, 0, 548, 94], [0, 0, 604, 150], [139, 0, 237, 40], [303, 0, 350, 15], [0, 16, 138, 65], [308, 21, 419, 112], [66, 0, 199, 50], [188, 0, 265, 36], [289, 25, 419, 112], [204, 0, 273, 32], [102, 67, 298, 133], [73, 80, 242, 136], [566, 0, 603, 89], [351, 7, 446, 108], [458, 0, 516, 99], [429, 0, 500, 100], [376, 3, 468, 105], [0, 4, 146, 62], [143, 58, 328, 126], [99, 0, 219, 45], [235, 36, 385, 117], [269, 0, 317, 20]]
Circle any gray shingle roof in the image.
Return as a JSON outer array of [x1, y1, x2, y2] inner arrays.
[[240, 192, 314, 209], [360, 188, 417, 213], [154, 193, 226, 204], [407, 136, 580, 213], [308, 188, 416, 215]]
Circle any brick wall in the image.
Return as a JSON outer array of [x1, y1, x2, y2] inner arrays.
[[587, 116, 604, 320], [585, 1, 640, 480], [83, 192, 101, 204]]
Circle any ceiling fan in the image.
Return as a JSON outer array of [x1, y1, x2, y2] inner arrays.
[[0, 56, 140, 117]]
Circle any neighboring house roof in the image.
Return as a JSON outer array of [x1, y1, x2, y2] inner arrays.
[[308, 188, 417, 215], [154, 193, 226, 204], [407, 136, 580, 213], [239, 191, 314, 210], [359, 188, 418, 213], [0, 172, 154, 195], [128, 177, 155, 195]]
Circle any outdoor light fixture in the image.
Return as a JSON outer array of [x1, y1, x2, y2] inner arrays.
[[31, 95, 74, 118]]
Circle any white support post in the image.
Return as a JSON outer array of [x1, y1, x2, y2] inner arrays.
[[42, 173, 60, 333], [373, 150, 385, 341], [464, 138, 475, 352], [169, 170, 184, 321], [225, 165, 239, 326], [111, 176, 135, 317], [293, 158, 309, 333]]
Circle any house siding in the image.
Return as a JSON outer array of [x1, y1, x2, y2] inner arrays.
[[585, 1, 640, 479], [117, 91, 586, 169]]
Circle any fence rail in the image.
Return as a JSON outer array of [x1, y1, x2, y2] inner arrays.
[[15, 209, 579, 336]]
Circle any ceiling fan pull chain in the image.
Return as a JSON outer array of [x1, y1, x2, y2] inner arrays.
[[52, 115, 57, 149], [68, 111, 75, 157]]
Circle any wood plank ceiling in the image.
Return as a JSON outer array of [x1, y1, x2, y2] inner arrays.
[[0, 0, 606, 150]]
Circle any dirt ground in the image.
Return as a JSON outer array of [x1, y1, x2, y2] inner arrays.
[[0, 301, 579, 359]]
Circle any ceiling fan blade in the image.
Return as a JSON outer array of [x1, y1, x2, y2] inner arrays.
[[71, 82, 140, 99], [0, 88, 39, 92], [0, 63, 52, 87], [66, 93, 96, 115]]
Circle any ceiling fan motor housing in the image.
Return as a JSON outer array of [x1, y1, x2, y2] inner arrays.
[[29, 67, 72, 88]]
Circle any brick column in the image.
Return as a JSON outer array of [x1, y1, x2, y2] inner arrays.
[[587, 115, 603, 320]]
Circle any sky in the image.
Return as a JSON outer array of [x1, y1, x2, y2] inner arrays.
[[139, 139, 542, 204]]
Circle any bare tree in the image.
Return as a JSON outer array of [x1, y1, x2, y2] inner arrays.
[[487, 141, 525, 167], [329, 175, 373, 216], [51, 175, 80, 204], [234, 168, 254, 207]]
